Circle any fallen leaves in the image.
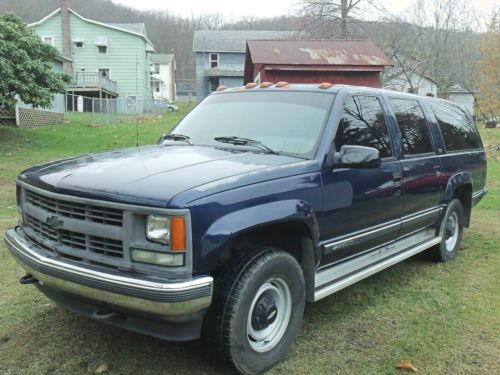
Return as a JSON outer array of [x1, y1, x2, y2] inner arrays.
[[94, 363, 109, 374], [396, 359, 418, 372]]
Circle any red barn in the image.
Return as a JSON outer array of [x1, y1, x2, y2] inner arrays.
[[244, 39, 392, 87]]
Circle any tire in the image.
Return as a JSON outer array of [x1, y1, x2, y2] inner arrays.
[[205, 247, 305, 375], [430, 199, 465, 262]]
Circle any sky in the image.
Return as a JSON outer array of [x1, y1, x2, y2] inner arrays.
[[112, 0, 498, 20]]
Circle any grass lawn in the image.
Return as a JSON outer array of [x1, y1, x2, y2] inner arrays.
[[0, 111, 498, 374]]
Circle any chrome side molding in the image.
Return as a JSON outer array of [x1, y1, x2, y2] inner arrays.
[[314, 229, 441, 302]]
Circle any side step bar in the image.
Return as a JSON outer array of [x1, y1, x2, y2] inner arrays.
[[314, 229, 441, 302]]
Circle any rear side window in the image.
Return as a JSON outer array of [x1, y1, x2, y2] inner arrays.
[[335, 95, 392, 158], [389, 98, 434, 155], [430, 102, 482, 151]]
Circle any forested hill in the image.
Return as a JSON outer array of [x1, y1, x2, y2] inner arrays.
[[0, 0, 299, 79]]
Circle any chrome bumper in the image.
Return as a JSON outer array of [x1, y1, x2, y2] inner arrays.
[[3, 228, 213, 318]]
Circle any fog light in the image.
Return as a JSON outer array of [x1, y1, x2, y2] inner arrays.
[[130, 248, 184, 266]]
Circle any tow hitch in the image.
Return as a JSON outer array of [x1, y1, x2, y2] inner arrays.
[[19, 274, 39, 285]]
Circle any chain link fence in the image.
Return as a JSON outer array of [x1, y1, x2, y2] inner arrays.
[[66, 93, 172, 126]]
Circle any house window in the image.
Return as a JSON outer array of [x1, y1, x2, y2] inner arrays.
[[98, 69, 110, 78], [154, 63, 160, 74], [42, 36, 54, 46], [209, 78, 219, 92], [210, 53, 219, 68], [95, 37, 108, 54]]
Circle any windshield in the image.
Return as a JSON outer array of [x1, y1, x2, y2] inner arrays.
[[171, 91, 335, 158]]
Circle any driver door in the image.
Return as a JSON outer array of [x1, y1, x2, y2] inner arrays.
[[319, 94, 403, 266]]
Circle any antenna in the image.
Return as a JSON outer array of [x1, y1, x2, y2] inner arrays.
[[136, 53, 139, 147]]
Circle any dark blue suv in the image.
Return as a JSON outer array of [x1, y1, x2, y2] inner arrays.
[[4, 83, 487, 374]]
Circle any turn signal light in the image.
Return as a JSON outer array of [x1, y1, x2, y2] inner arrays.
[[245, 82, 258, 88], [216, 86, 228, 91], [171, 216, 186, 251]]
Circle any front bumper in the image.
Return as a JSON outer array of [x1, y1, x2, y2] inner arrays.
[[4, 228, 213, 320]]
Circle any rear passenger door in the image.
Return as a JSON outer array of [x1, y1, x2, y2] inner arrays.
[[389, 98, 443, 236]]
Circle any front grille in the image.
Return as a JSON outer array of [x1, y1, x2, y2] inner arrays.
[[21, 187, 126, 268], [25, 189, 123, 226], [25, 215, 124, 258]]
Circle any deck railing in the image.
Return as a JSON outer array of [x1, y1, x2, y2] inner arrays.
[[69, 73, 118, 94]]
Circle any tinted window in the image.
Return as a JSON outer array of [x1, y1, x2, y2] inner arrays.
[[335, 96, 392, 158], [173, 91, 335, 158], [390, 98, 434, 155], [431, 102, 482, 151]]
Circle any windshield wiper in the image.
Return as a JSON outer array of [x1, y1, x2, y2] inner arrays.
[[159, 133, 192, 144], [214, 136, 279, 155]]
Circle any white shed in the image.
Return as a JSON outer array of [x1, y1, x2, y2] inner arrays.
[[445, 85, 476, 116]]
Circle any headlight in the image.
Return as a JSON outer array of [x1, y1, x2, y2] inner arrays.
[[146, 215, 186, 251], [146, 215, 170, 245]]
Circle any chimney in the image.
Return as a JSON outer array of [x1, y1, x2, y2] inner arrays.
[[60, 0, 72, 75]]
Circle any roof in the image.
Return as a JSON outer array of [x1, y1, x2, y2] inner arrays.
[[28, 8, 155, 52], [246, 39, 393, 66], [151, 54, 174, 64], [193, 30, 290, 53], [107, 23, 146, 36]]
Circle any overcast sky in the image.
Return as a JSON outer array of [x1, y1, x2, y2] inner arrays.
[[112, 0, 498, 20]]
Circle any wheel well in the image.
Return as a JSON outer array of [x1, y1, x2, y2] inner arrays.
[[452, 184, 472, 227], [218, 221, 318, 302]]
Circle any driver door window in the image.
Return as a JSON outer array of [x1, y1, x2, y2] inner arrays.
[[335, 95, 393, 158]]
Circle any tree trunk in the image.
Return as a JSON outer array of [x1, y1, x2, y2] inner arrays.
[[341, 0, 348, 38]]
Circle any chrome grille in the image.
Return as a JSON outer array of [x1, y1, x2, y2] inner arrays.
[[25, 215, 124, 258], [21, 186, 126, 267], [25, 189, 123, 226]]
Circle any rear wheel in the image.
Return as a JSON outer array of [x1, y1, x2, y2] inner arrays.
[[430, 199, 464, 262], [205, 247, 305, 375]]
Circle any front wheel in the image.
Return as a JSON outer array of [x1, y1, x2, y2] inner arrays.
[[430, 199, 465, 262], [206, 248, 305, 375]]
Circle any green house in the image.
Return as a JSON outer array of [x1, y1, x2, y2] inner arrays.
[[28, 5, 155, 102]]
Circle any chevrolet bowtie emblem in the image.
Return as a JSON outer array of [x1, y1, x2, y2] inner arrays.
[[46, 215, 63, 229]]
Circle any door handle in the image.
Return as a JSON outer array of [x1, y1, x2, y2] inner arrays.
[[393, 172, 402, 182], [434, 165, 443, 176]]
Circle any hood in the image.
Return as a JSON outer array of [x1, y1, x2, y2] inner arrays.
[[20, 145, 313, 207]]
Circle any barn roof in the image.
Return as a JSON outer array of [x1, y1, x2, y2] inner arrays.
[[246, 39, 393, 66], [193, 30, 291, 53]]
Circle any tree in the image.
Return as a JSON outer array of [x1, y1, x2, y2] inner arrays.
[[476, 10, 500, 120], [299, 0, 362, 38], [0, 12, 69, 109]]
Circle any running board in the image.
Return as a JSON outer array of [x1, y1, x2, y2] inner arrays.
[[314, 229, 441, 302]]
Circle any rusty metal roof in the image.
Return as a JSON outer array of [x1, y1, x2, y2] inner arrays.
[[246, 39, 392, 66]]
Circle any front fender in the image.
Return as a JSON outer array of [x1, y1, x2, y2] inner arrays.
[[200, 199, 319, 259]]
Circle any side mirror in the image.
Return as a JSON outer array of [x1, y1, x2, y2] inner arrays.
[[334, 145, 381, 168]]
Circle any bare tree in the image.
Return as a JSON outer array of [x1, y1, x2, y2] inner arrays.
[[299, 0, 363, 38]]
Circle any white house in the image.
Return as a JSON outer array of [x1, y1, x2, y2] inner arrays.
[[150, 54, 176, 102], [383, 70, 438, 98]]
